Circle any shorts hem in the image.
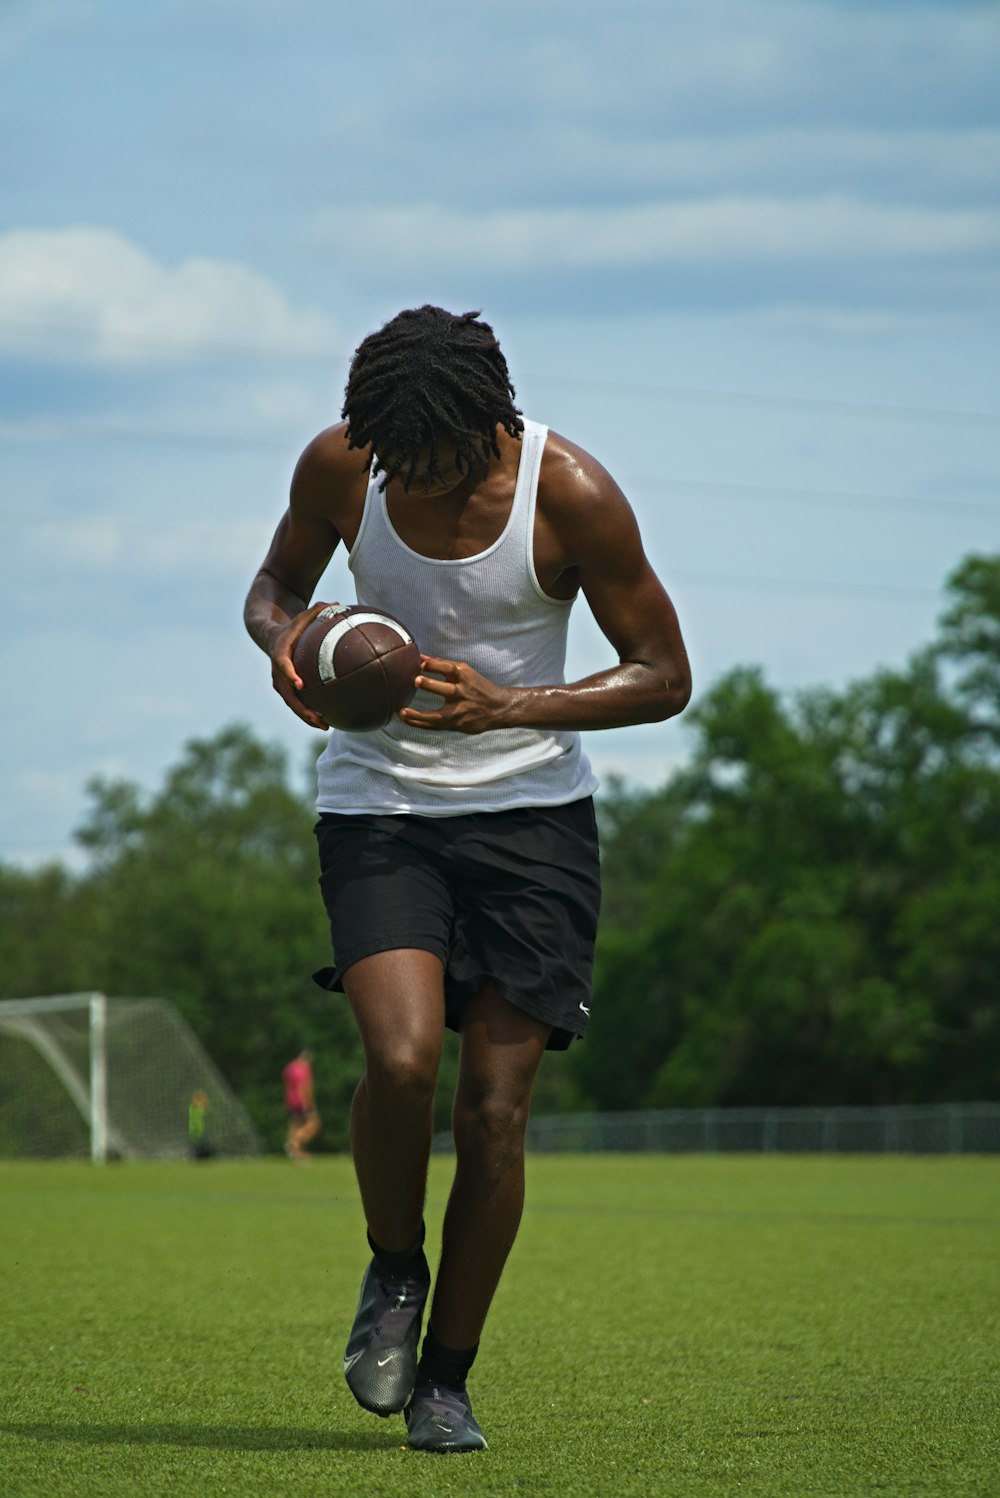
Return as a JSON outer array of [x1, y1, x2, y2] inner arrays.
[[452, 972, 588, 1051], [313, 933, 446, 992]]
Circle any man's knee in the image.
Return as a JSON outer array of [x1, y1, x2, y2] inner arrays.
[[453, 1088, 531, 1161], [365, 1039, 440, 1111]]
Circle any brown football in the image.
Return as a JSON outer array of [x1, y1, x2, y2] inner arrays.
[[292, 605, 420, 730]]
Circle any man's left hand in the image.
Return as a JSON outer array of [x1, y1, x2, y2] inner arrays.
[[398, 655, 513, 735]]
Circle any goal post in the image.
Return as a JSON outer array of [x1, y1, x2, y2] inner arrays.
[[0, 993, 262, 1161]]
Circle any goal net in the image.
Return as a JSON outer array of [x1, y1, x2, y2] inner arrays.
[[0, 993, 262, 1160]]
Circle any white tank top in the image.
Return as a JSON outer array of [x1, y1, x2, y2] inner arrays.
[[315, 419, 598, 816]]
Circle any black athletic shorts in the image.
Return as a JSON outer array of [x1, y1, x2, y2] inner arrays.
[[312, 798, 601, 1050]]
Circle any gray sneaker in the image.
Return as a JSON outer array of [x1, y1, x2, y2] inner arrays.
[[405, 1382, 488, 1452], [343, 1253, 430, 1416]]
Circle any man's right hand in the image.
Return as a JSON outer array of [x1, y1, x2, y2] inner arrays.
[[269, 600, 343, 730]]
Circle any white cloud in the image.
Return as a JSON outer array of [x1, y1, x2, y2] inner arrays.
[[0, 226, 340, 362], [311, 195, 1000, 277]]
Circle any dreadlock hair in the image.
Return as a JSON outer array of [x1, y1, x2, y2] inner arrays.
[[341, 305, 524, 490]]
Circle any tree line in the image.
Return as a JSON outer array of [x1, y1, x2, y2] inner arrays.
[[2, 554, 997, 1150]]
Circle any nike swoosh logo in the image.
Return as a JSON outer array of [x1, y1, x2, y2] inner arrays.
[[377, 1355, 397, 1367], [343, 1351, 364, 1373], [579, 1003, 590, 1016]]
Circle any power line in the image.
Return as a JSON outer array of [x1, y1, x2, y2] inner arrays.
[[0, 506, 263, 540], [2, 317, 998, 427], [1, 438, 996, 522], [0, 317, 336, 367], [669, 568, 938, 600], [0, 418, 292, 451], [0, 505, 944, 601], [528, 373, 1000, 429], [624, 476, 1000, 519]]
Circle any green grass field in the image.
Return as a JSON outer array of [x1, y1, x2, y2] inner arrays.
[[1, 1154, 997, 1498]]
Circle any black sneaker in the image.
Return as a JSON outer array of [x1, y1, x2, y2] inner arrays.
[[405, 1382, 488, 1452], [343, 1253, 430, 1416]]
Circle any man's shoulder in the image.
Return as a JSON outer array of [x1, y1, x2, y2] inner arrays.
[[291, 422, 368, 517], [537, 428, 624, 516], [297, 421, 358, 477], [533, 425, 641, 568]]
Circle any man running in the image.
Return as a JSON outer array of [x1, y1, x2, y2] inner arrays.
[[244, 305, 691, 1451]]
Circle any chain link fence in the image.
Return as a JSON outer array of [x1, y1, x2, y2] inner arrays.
[[529, 1103, 1000, 1154], [435, 1102, 1000, 1154]]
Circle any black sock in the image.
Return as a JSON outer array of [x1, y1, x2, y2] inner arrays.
[[367, 1220, 426, 1276], [418, 1325, 479, 1392]]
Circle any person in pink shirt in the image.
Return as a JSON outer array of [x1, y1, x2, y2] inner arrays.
[[283, 1048, 320, 1159]]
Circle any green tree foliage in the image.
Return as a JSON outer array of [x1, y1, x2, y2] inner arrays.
[[576, 554, 1000, 1110], [2, 556, 998, 1139]]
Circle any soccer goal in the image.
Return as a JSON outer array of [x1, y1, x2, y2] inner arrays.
[[0, 993, 262, 1161]]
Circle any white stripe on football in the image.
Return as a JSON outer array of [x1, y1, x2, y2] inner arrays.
[[314, 610, 414, 683]]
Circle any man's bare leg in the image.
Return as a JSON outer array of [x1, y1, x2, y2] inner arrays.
[[402, 983, 548, 1449], [428, 981, 550, 1350], [343, 947, 446, 1254], [339, 948, 446, 1418]]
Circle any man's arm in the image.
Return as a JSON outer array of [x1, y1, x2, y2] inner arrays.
[[401, 439, 691, 735], [243, 431, 347, 729]]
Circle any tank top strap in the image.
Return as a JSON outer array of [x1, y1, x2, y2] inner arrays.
[[501, 419, 548, 569], [346, 463, 384, 563]]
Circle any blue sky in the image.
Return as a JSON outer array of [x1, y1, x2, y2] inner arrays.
[[1, 0, 998, 867]]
